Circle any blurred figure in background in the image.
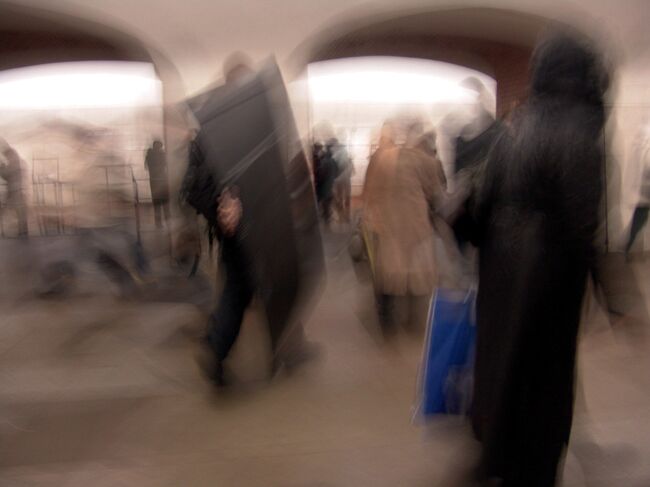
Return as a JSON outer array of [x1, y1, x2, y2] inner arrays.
[[145, 139, 170, 228], [625, 124, 650, 257], [459, 32, 609, 487], [316, 138, 338, 226], [0, 146, 28, 237], [417, 129, 447, 190], [453, 77, 498, 175], [363, 122, 446, 338], [311, 141, 324, 196], [332, 137, 354, 224], [452, 77, 502, 252]]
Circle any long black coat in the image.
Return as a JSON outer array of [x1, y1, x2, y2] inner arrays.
[[463, 34, 608, 486]]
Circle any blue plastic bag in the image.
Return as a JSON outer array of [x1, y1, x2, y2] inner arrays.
[[416, 288, 476, 417]]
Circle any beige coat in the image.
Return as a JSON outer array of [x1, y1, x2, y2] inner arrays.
[[363, 146, 446, 296]]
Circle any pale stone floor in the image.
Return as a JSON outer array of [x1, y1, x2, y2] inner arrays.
[[0, 232, 649, 486]]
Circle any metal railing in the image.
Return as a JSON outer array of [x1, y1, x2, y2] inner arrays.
[[0, 164, 163, 240]]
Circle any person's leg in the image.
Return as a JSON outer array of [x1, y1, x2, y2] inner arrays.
[[269, 320, 322, 375], [331, 184, 340, 221], [377, 293, 396, 339], [162, 200, 171, 225], [502, 436, 566, 487], [321, 196, 333, 224], [333, 182, 346, 223], [133, 239, 150, 275], [153, 200, 163, 228], [204, 253, 254, 384], [625, 206, 649, 254], [405, 294, 429, 337], [15, 205, 28, 237], [343, 180, 351, 223]]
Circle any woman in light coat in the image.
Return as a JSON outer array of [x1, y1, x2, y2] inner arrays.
[[363, 123, 446, 337]]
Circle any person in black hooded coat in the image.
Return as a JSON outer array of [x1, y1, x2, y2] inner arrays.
[[460, 31, 609, 487]]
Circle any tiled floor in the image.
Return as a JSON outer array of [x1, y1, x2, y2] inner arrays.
[[0, 233, 649, 486]]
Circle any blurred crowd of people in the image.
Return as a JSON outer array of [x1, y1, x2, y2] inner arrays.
[[1, 25, 646, 487], [307, 29, 621, 487]]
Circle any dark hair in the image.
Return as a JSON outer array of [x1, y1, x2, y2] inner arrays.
[[530, 30, 608, 107], [498, 29, 610, 215]]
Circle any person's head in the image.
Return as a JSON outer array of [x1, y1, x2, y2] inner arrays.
[[405, 121, 424, 148], [460, 76, 494, 119], [459, 76, 485, 95], [2, 147, 19, 165], [378, 122, 395, 149], [152, 140, 163, 151], [417, 130, 437, 156], [325, 138, 338, 152], [530, 29, 608, 107], [223, 52, 254, 84]]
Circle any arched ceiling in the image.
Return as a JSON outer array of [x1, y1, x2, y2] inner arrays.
[[0, 1, 152, 71], [0, 0, 645, 96], [288, 8, 548, 78]]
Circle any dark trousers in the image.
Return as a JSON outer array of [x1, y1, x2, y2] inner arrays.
[[376, 293, 429, 338], [207, 243, 254, 361], [153, 199, 170, 228], [320, 196, 333, 224], [334, 179, 351, 223], [15, 205, 28, 236], [207, 239, 308, 363], [626, 205, 649, 254], [376, 293, 395, 337]]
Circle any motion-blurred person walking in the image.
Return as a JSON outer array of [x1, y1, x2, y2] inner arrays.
[[183, 54, 320, 387]]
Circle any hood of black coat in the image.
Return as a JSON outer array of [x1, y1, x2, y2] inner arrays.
[[530, 31, 608, 106]]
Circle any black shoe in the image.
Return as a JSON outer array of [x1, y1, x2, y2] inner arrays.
[[196, 341, 226, 387], [272, 341, 323, 376]]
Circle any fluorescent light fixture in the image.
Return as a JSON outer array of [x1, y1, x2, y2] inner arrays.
[[308, 56, 496, 106], [0, 61, 162, 109]]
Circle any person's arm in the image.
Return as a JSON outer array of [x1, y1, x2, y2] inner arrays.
[[419, 151, 446, 213], [451, 129, 506, 247], [437, 159, 447, 191], [144, 149, 150, 172], [217, 187, 242, 237]]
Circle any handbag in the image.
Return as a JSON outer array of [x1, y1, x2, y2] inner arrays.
[[414, 288, 476, 418]]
